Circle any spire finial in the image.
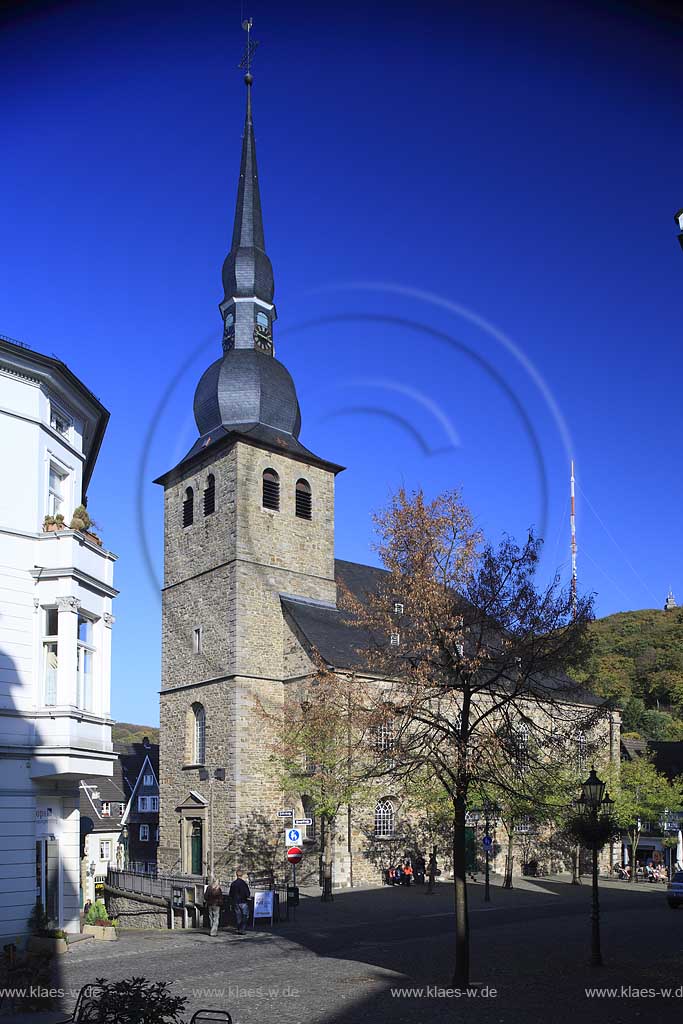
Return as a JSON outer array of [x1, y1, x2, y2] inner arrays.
[[238, 17, 259, 85]]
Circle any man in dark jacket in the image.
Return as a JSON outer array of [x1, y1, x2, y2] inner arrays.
[[228, 869, 251, 935]]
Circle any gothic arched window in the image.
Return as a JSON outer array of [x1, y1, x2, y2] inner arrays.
[[262, 469, 280, 511], [191, 702, 205, 765], [374, 798, 395, 838], [576, 731, 587, 772], [183, 487, 194, 528], [295, 478, 312, 520], [203, 474, 215, 517]]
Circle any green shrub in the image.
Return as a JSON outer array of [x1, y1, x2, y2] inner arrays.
[[82, 977, 187, 1023], [27, 900, 49, 934], [85, 899, 110, 926]]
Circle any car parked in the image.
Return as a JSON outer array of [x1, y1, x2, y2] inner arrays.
[[666, 870, 683, 909]]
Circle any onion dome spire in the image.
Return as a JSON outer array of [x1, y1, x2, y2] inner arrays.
[[219, 20, 275, 356]]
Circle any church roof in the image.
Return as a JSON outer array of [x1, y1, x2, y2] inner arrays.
[[156, 69, 337, 484], [281, 558, 605, 707], [154, 421, 344, 486]]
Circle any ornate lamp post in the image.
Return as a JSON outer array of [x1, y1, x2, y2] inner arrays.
[[575, 768, 616, 967]]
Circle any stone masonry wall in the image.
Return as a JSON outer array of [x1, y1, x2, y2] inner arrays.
[[159, 437, 338, 875]]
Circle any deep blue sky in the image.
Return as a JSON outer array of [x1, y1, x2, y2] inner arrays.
[[2, 0, 682, 726]]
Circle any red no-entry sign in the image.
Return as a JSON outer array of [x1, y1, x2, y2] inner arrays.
[[287, 847, 303, 864]]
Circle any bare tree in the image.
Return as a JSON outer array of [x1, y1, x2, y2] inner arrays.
[[341, 487, 604, 986]]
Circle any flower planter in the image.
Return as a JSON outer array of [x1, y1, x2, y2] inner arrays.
[[26, 935, 69, 955], [43, 523, 64, 533], [83, 531, 103, 547], [83, 924, 118, 940]]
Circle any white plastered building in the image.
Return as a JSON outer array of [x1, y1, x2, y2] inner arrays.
[[0, 335, 117, 939]]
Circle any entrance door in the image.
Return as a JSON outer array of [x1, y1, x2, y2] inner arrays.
[[36, 838, 60, 926], [190, 820, 203, 876]]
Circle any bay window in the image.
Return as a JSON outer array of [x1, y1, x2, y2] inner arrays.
[[43, 608, 58, 705], [77, 613, 95, 711]]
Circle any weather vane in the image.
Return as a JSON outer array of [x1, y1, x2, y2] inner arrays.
[[238, 18, 260, 79]]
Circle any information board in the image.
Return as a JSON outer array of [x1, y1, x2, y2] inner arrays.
[[252, 889, 274, 927]]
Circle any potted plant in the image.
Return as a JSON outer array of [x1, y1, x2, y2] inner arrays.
[[82, 899, 119, 940], [25, 899, 69, 954], [43, 514, 58, 532], [69, 504, 103, 546]]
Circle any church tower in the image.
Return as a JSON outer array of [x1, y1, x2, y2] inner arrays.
[[155, 61, 343, 876]]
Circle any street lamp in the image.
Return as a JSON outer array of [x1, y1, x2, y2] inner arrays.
[[121, 826, 128, 870], [576, 768, 615, 967]]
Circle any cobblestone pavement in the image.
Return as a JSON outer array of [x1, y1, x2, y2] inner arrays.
[[1, 875, 681, 1023]]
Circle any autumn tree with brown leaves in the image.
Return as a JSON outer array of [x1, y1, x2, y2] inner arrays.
[[341, 487, 603, 987]]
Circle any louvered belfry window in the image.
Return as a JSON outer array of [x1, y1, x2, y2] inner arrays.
[[183, 487, 194, 527], [295, 478, 312, 520], [262, 469, 280, 511], [203, 474, 215, 517]]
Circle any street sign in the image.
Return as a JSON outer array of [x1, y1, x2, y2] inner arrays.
[[482, 835, 493, 849], [287, 847, 303, 864], [277, 809, 294, 818], [286, 827, 303, 846], [293, 818, 312, 826]]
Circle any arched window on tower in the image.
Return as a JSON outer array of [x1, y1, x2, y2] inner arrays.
[[295, 478, 312, 520], [576, 731, 587, 772], [374, 798, 395, 838], [203, 475, 215, 517], [183, 487, 194, 528], [189, 702, 205, 765], [262, 469, 280, 511]]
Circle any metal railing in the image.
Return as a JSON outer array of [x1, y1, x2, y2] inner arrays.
[[107, 868, 199, 899]]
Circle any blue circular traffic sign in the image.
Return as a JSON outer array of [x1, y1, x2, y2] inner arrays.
[[482, 835, 493, 849]]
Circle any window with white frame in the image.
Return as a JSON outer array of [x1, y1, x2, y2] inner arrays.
[[76, 613, 95, 711], [192, 703, 206, 764], [47, 462, 68, 517], [393, 601, 404, 615], [43, 608, 58, 705], [151, 796, 159, 812], [144, 773, 153, 786], [138, 796, 149, 812], [374, 720, 395, 753], [50, 404, 71, 438], [576, 731, 587, 772], [514, 726, 529, 773], [101, 802, 111, 817], [389, 633, 400, 647], [139, 824, 149, 842], [374, 798, 395, 838], [99, 840, 112, 860]]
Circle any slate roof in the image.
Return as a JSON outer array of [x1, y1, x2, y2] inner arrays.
[[621, 738, 683, 780], [79, 758, 126, 833], [282, 558, 605, 708], [154, 422, 344, 486], [117, 739, 159, 799], [221, 80, 274, 308]]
